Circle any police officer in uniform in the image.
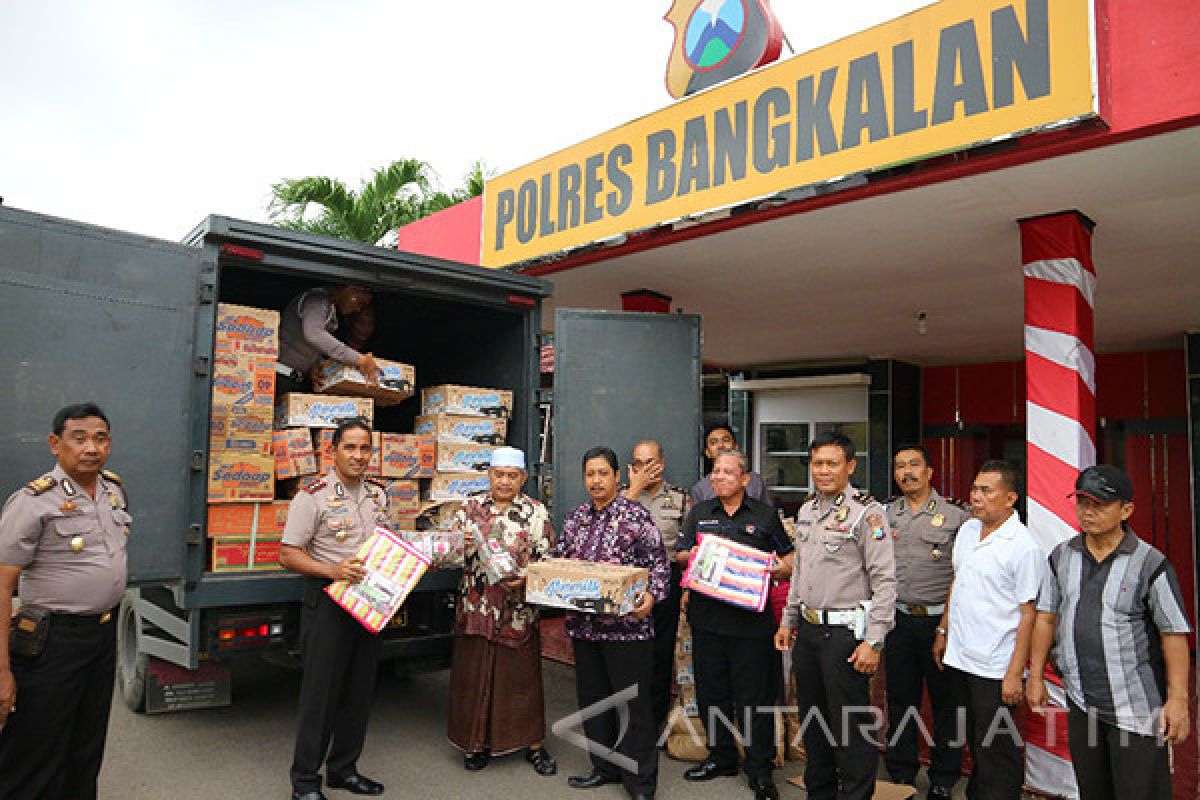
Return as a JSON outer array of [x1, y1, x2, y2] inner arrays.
[[277, 284, 380, 393], [0, 402, 130, 800], [280, 417, 389, 800], [678, 450, 794, 800], [884, 445, 969, 798], [623, 439, 692, 736], [776, 432, 897, 800]]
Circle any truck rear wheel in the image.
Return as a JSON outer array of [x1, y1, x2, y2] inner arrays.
[[117, 596, 149, 713]]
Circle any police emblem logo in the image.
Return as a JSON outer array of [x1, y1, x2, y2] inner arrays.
[[866, 514, 886, 541], [663, 0, 784, 99], [931, 513, 946, 528]]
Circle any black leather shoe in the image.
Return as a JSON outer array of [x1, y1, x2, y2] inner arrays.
[[749, 776, 781, 800], [326, 773, 384, 795], [928, 786, 954, 800], [683, 760, 739, 781], [292, 792, 327, 800], [463, 750, 490, 771], [525, 746, 557, 776], [567, 771, 619, 789]]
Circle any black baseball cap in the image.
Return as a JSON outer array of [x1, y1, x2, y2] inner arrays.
[[1069, 465, 1134, 503]]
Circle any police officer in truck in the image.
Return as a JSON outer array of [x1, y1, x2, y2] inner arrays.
[[0, 402, 131, 800], [277, 284, 381, 394]]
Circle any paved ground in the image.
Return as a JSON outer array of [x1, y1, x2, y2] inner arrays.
[[100, 657, 967, 799]]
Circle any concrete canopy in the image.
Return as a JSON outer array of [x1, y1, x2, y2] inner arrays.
[[536, 125, 1200, 368]]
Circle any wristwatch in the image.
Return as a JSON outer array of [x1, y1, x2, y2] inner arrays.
[[867, 639, 884, 653], [935, 626, 948, 636]]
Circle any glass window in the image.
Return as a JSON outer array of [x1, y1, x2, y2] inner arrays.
[[758, 419, 870, 496]]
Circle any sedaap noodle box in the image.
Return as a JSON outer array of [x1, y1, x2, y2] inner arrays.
[[379, 434, 436, 479], [213, 303, 280, 358], [420, 385, 513, 418], [207, 452, 274, 503], [434, 441, 493, 473], [415, 413, 508, 444], [313, 357, 415, 407], [275, 393, 373, 429]]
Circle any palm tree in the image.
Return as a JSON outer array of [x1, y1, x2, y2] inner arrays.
[[268, 159, 490, 245]]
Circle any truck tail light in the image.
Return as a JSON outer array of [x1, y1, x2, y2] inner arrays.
[[506, 293, 536, 308]]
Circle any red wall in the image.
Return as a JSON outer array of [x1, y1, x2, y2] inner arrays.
[[393, 195, 483, 266]]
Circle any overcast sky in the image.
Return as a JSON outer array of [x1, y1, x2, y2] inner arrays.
[[1, 1, 927, 240]]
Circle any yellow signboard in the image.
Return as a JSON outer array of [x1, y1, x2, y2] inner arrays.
[[482, 0, 1097, 268]]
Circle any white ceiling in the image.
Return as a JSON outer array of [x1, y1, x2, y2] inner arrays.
[[539, 126, 1200, 367]]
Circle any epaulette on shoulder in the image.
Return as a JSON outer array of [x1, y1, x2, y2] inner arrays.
[[101, 469, 122, 484], [365, 477, 388, 491], [303, 479, 327, 494], [884, 495, 898, 505], [853, 490, 879, 506], [26, 475, 57, 495], [947, 497, 970, 511], [667, 483, 688, 495]]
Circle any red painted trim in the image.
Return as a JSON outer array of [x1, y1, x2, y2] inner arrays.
[[1027, 354, 1097, 434], [1025, 282, 1095, 346], [521, 115, 1200, 278]]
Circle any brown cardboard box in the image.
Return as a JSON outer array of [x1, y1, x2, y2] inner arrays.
[[211, 353, 276, 413], [525, 558, 649, 615], [380, 434, 436, 479], [425, 471, 490, 501], [420, 384, 513, 418], [435, 441, 493, 473], [210, 534, 283, 572], [214, 303, 280, 358], [272, 429, 317, 480], [381, 479, 421, 524], [415, 413, 508, 444], [207, 452, 274, 503], [206, 501, 290, 537], [275, 393, 373, 429], [416, 500, 464, 530], [313, 357, 415, 407]]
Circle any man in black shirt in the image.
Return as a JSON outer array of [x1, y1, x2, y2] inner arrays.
[[677, 450, 794, 800]]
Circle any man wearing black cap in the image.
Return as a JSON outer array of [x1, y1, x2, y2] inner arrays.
[[1028, 465, 1193, 800]]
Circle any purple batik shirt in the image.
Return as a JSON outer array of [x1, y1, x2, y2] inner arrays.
[[554, 495, 670, 642]]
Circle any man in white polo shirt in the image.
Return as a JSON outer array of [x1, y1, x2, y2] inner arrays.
[[933, 460, 1045, 800]]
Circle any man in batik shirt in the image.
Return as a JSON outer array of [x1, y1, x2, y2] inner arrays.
[[447, 447, 557, 776]]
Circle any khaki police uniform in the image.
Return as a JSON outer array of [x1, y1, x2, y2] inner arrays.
[[0, 465, 130, 800], [783, 489, 896, 800], [277, 289, 363, 393], [883, 491, 970, 791], [282, 470, 388, 796], [631, 482, 690, 732]]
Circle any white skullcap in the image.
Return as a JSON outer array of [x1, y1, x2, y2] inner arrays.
[[490, 446, 526, 470]]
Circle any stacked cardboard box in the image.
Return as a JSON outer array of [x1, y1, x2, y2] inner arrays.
[[420, 385, 512, 504], [208, 501, 289, 572], [208, 305, 279, 505], [275, 393, 373, 429], [273, 429, 317, 480]]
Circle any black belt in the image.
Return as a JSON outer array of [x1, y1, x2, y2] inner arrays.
[[51, 609, 116, 627]]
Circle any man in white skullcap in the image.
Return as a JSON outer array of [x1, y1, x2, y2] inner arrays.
[[446, 447, 558, 776]]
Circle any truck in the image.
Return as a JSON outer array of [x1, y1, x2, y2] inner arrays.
[[0, 205, 702, 712]]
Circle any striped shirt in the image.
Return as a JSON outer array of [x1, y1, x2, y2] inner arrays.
[[1038, 528, 1193, 735]]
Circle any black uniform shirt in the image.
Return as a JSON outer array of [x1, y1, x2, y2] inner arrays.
[[678, 494, 793, 638]]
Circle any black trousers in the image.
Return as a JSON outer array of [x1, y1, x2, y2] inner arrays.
[[650, 567, 682, 735], [0, 612, 116, 800], [884, 611, 964, 788], [692, 626, 779, 781], [290, 589, 382, 793], [792, 623, 878, 800], [950, 668, 1023, 800], [571, 638, 658, 797], [1066, 700, 1172, 800]]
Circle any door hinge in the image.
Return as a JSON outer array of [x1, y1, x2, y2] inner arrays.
[[190, 451, 205, 471], [197, 281, 215, 304], [186, 524, 202, 546], [194, 355, 210, 376]]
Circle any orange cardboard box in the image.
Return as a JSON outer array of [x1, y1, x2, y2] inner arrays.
[[273, 429, 317, 480], [380, 434, 436, 479], [206, 501, 290, 537], [382, 479, 421, 525], [207, 452, 274, 503], [210, 534, 284, 572], [211, 353, 276, 412], [214, 303, 280, 358]]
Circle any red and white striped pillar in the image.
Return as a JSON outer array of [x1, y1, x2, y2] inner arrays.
[[1020, 210, 1098, 552], [1019, 211, 1096, 797]]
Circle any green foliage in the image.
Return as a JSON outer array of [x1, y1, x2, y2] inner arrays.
[[268, 158, 491, 244]]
